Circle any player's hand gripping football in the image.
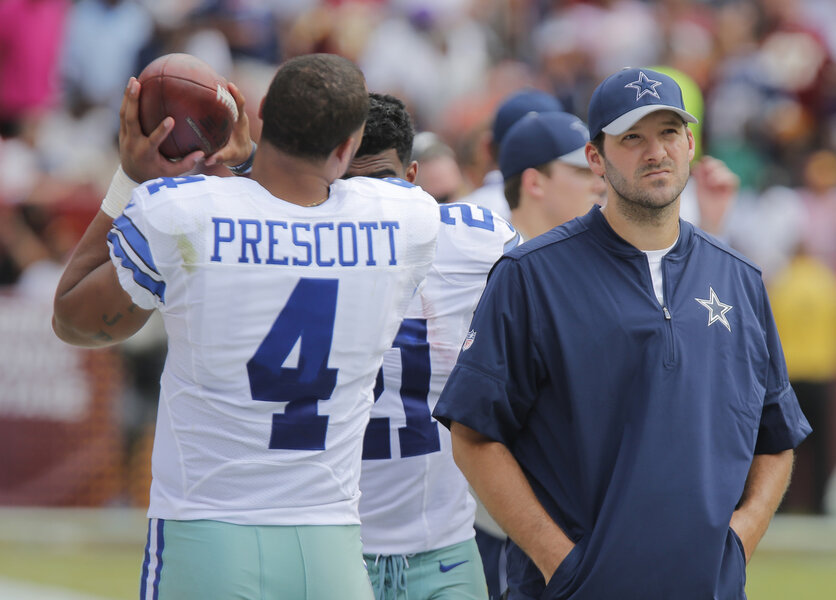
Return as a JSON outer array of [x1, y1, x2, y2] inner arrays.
[[205, 82, 253, 169], [119, 77, 205, 183]]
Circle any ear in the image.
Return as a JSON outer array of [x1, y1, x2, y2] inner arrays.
[[333, 126, 365, 171], [333, 137, 356, 165], [585, 141, 606, 178], [405, 161, 418, 183], [686, 127, 696, 162], [520, 167, 544, 200], [480, 129, 498, 164], [258, 96, 265, 121]]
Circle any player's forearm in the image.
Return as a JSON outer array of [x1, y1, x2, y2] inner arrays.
[[729, 449, 794, 563], [450, 422, 574, 582], [53, 210, 151, 347]]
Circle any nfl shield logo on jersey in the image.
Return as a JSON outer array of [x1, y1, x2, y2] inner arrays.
[[462, 330, 477, 351]]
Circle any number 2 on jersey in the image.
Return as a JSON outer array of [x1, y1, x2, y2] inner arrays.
[[247, 278, 338, 451]]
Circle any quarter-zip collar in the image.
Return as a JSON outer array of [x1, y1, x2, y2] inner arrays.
[[583, 204, 695, 261]]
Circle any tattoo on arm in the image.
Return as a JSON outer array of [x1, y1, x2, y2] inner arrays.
[[95, 304, 144, 342], [92, 330, 114, 342], [103, 312, 123, 326]]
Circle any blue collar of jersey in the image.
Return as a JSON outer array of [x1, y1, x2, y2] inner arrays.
[[584, 204, 695, 260]]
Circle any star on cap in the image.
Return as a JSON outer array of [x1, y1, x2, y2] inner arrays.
[[695, 286, 733, 331], [624, 71, 662, 101], [569, 119, 589, 136]]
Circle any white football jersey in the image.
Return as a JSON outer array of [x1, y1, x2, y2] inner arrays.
[[359, 202, 521, 555], [108, 174, 439, 526]]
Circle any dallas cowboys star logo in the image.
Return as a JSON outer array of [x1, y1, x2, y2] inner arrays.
[[569, 118, 589, 136], [695, 286, 733, 332], [625, 71, 662, 101]]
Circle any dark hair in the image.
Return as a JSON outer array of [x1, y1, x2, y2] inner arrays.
[[590, 132, 605, 157], [355, 92, 415, 166], [503, 163, 552, 210], [261, 54, 369, 160]]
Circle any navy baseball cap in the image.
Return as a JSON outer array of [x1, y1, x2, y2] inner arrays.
[[499, 111, 590, 179], [587, 67, 698, 139], [492, 89, 564, 144]]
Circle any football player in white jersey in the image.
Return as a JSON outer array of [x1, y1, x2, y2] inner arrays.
[[344, 93, 521, 600], [52, 55, 439, 600]]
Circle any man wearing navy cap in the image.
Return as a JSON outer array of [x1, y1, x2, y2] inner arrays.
[[434, 67, 810, 599], [459, 89, 563, 223], [499, 111, 604, 240]]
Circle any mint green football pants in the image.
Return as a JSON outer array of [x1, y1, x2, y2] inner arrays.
[[364, 538, 488, 600], [141, 518, 374, 600]]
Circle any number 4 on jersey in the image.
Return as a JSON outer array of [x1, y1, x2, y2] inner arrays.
[[247, 278, 338, 451]]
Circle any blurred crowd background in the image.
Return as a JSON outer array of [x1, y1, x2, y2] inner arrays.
[[1, 0, 835, 515]]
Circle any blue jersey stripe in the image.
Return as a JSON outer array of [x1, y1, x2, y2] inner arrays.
[[382, 176, 415, 188], [140, 519, 151, 599], [113, 213, 161, 277], [153, 519, 165, 600], [108, 232, 166, 303]]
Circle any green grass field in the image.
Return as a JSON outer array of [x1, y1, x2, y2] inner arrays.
[[746, 550, 836, 599], [0, 545, 833, 600], [0, 511, 833, 599], [0, 543, 139, 599]]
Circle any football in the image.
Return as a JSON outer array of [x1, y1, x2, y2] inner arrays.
[[137, 53, 238, 160]]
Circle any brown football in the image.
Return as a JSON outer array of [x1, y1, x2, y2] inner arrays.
[[137, 53, 238, 160]]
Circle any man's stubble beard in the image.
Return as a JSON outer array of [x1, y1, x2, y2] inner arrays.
[[603, 156, 688, 226]]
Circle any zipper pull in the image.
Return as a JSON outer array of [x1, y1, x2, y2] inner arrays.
[[662, 306, 671, 320]]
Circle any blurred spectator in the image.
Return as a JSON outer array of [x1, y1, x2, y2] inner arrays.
[[725, 185, 805, 283], [0, 191, 100, 296], [61, 0, 154, 121], [187, 0, 281, 64], [0, 0, 70, 138], [706, 0, 834, 191], [412, 131, 465, 203], [283, 1, 381, 63], [0, 206, 60, 297], [457, 88, 563, 221], [769, 241, 836, 515], [797, 149, 836, 274], [359, 0, 493, 128], [684, 155, 740, 238]]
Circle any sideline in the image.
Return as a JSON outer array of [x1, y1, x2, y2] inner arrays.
[[0, 577, 117, 600], [0, 508, 834, 551], [0, 507, 147, 545]]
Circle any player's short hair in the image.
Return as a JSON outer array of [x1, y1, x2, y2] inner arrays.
[[503, 162, 552, 210], [590, 132, 605, 157], [355, 93, 415, 167], [261, 54, 369, 160]]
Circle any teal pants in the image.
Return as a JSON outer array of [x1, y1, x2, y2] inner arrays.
[[365, 538, 488, 600], [141, 518, 374, 600]]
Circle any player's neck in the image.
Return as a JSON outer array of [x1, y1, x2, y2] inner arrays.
[[251, 143, 333, 207], [600, 197, 680, 251], [511, 205, 548, 241]]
